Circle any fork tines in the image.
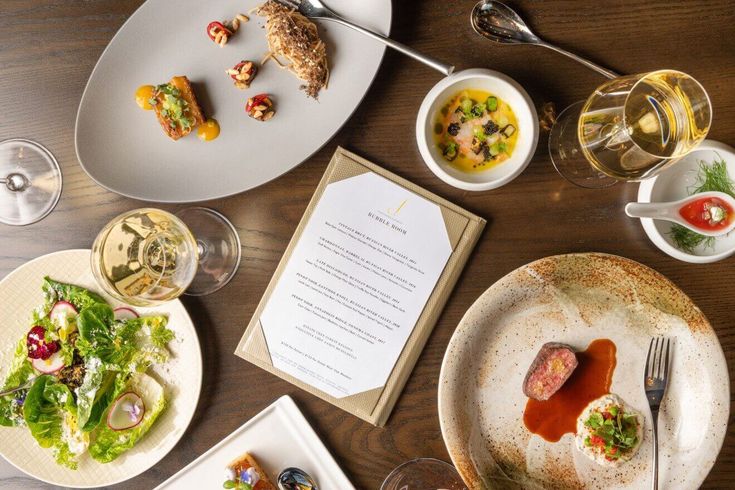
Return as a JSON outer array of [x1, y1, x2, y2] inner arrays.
[[274, 0, 302, 9], [645, 337, 672, 385]]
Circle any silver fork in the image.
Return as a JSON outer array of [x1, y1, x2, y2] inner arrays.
[[644, 337, 672, 490], [274, 0, 455, 76]]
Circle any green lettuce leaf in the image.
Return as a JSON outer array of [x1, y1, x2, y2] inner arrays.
[[89, 373, 166, 463], [22, 376, 80, 469], [42, 277, 107, 313], [0, 338, 35, 426]]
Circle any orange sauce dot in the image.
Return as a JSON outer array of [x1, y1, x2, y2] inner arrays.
[[197, 119, 220, 142], [135, 85, 155, 110]]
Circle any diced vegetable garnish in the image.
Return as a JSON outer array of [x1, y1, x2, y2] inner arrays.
[[486, 96, 498, 111], [483, 120, 498, 135], [443, 143, 458, 161], [489, 143, 501, 157], [460, 97, 473, 114], [471, 137, 484, 155], [473, 126, 487, 142], [502, 124, 516, 137], [447, 122, 460, 136], [470, 104, 485, 118]]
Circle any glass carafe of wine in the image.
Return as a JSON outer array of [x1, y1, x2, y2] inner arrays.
[[549, 70, 712, 188]]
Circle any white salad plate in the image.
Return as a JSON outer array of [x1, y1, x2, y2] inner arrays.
[[438, 253, 728, 489], [75, 0, 391, 203], [415, 68, 539, 191], [155, 395, 354, 489], [636, 139, 735, 263], [0, 249, 202, 488]]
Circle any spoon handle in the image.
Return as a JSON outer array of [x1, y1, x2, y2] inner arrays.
[[537, 41, 619, 79], [625, 202, 673, 219], [316, 15, 455, 76]]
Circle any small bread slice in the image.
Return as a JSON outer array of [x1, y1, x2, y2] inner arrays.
[[227, 452, 276, 490], [151, 76, 205, 140]]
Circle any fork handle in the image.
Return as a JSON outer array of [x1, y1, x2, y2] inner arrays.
[[651, 409, 659, 490], [318, 15, 455, 76]]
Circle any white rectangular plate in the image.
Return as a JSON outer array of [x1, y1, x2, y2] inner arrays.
[[155, 395, 354, 489]]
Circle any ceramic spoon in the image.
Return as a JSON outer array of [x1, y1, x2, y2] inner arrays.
[[625, 191, 735, 237], [470, 0, 619, 79]]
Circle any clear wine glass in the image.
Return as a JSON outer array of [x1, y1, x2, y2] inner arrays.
[[91, 207, 241, 306], [381, 458, 467, 490], [0, 138, 62, 225], [549, 69, 712, 188]]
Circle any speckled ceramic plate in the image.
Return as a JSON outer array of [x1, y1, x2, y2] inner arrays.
[[0, 250, 202, 488], [438, 253, 729, 489]]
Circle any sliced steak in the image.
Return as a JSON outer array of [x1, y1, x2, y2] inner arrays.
[[523, 342, 578, 400]]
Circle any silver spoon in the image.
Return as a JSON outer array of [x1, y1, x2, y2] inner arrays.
[[471, 0, 619, 79], [277, 467, 318, 490]]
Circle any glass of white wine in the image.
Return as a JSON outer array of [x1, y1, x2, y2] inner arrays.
[[549, 69, 712, 188], [91, 207, 241, 306]]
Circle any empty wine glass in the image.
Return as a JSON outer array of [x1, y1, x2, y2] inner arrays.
[[381, 458, 467, 490], [0, 138, 62, 225]]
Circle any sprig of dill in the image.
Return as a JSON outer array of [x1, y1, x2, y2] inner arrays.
[[668, 154, 734, 253]]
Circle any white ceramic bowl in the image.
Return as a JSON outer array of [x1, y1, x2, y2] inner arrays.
[[637, 140, 735, 263], [415, 68, 538, 191]]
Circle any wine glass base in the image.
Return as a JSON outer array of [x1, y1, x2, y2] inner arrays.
[[548, 101, 619, 189], [381, 458, 467, 490], [176, 207, 242, 296], [0, 139, 62, 225]]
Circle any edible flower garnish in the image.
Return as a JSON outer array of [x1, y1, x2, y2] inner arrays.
[[223, 466, 260, 490]]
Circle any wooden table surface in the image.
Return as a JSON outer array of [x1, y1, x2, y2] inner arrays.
[[1, 0, 734, 488]]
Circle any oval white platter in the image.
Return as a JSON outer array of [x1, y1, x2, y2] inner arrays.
[[75, 0, 391, 202], [0, 250, 202, 488]]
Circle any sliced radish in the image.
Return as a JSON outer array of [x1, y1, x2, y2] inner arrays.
[[49, 301, 78, 329], [32, 350, 65, 374], [113, 306, 139, 321], [107, 392, 145, 431]]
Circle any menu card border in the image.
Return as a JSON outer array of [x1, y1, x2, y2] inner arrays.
[[236, 147, 486, 426]]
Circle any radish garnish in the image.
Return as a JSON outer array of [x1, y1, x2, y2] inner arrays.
[[49, 301, 78, 327], [113, 306, 139, 321], [107, 392, 145, 431], [31, 350, 65, 374]]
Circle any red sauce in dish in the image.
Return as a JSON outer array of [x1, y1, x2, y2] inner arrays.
[[679, 196, 733, 231], [523, 338, 616, 442]]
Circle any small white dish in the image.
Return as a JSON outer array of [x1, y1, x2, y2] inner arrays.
[[155, 395, 354, 489], [637, 140, 735, 263], [415, 68, 538, 191]]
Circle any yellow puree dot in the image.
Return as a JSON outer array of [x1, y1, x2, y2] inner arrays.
[[197, 119, 220, 141], [135, 85, 155, 110]]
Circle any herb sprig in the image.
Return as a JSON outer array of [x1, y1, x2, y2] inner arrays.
[[669, 156, 735, 253]]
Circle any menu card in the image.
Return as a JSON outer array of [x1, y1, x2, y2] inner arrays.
[[236, 148, 485, 425]]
